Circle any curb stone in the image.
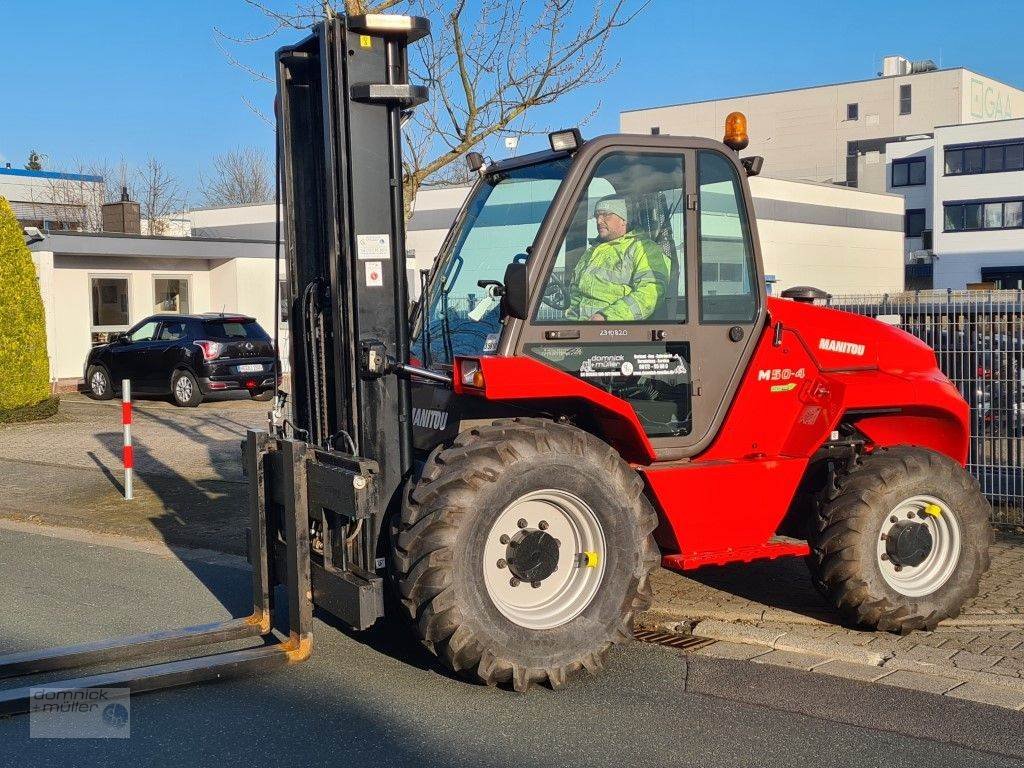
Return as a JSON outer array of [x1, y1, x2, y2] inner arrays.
[[671, 619, 1024, 711]]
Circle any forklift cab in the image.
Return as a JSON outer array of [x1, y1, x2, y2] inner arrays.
[[412, 131, 768, 460]]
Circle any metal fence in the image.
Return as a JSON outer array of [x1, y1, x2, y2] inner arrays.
[[822, 290, 1024, 527]]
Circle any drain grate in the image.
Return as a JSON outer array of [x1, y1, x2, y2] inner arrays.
[[634, 629, 715, 651]]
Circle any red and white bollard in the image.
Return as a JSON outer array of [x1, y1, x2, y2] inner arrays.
[[122, 379, 133, 501]]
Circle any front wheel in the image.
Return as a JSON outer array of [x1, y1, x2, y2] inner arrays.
[[808, 446, 992, 632], [391, 418, 660, 691], [85, 365, 114, 401]]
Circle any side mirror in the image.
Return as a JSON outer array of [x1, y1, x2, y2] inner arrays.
[[113, 332, 128, 344], [502, 262, 529, 320]]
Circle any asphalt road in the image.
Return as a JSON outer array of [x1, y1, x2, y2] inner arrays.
[[1, 525, 1023, 768]]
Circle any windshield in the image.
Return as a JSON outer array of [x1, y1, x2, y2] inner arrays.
[[414, 156, 572, 367]]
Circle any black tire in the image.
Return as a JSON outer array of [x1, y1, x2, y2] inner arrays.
[[170, 369, 203, 408], [250, 390, 274, 402], [85, 365, 114, 401], [808, 445, 992, 632], [391, 418, 660, 691]]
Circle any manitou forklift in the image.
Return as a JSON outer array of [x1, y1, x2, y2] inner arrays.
[[0, 13, 991, 706]]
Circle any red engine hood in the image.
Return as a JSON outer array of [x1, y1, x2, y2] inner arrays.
[[765, 296, 938, 376]]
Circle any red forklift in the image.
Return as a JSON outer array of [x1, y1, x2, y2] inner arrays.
[[0, 13, 990, 706]]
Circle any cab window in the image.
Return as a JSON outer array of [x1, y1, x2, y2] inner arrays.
[[697, 151, 758, 323], [535, 152, 686, 324]]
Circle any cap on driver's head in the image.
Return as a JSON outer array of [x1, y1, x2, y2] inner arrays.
[[594, 195, 627, 224]]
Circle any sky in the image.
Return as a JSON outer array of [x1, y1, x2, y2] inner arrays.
[[2, 0, 1022, 203]]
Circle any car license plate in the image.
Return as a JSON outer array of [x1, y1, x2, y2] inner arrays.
[[237, 364, 263, 373]]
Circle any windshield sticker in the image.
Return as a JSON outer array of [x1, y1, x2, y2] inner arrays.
[[482, 334, 499, 353], [580, 352, 687, 379], [534, 345, 584, 363]]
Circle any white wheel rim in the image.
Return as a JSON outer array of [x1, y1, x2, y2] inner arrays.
[[90, 371, 106, 395], [876, 495, 962, 598], [175, 376, 193, 402], [482, 490, 606, 630]]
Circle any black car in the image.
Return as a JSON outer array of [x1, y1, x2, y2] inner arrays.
[[82, 313, 279, 407]]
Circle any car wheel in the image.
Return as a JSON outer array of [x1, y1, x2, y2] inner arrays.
[[85, 365, 114, 401], [171, 370, 203, 408]]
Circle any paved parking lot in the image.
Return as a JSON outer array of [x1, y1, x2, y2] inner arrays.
[[0, 393, 266, 552], [2, 524, 1021, 766]]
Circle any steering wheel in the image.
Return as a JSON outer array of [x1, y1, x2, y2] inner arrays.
[[541, 277, 570, 311]]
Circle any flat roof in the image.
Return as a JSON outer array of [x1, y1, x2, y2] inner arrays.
[[0, 167, 103, 183], [934, 116, 1024, 130], [620, 66, 1001, 114], [27, 230, 277, 260]]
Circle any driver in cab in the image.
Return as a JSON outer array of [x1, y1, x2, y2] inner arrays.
[[566, 195, 670, 322]]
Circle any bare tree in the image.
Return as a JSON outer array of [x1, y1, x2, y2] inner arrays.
[[135, 157, 186, 235], [38, 159, 111, 231], [218, 0, 649, 216], [199, 146, 274, 206]]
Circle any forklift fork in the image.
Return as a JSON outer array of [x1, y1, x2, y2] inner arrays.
[[0, 432, 313, 717]]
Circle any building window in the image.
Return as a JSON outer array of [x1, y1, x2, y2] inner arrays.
[[899, 84, 912, 115], [905, 209, 926, 238], [846, 103, 859, 121], [154, 277, 190, 314], [650, 126, 660, 135], [279, 279, 290, 323], [944, 140, 1024, 176], [944, 198, 1024, 232], [892, 156, 926, 187], [90, 276, 130, 344]]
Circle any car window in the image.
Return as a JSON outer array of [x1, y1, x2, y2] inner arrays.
[[127, 320, 159, 343], [202, 319, 269, 340], [158, 321, 188, 341]]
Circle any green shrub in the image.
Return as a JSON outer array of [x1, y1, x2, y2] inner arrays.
[[0, 197, 51, 410]]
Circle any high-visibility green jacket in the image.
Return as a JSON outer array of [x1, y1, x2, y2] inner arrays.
[[567, 231, 670, 321]]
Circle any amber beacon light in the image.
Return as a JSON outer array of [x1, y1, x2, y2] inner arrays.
[[723, 111, 749, 151]]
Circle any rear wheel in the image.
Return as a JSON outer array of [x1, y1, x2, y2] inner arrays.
[[85, 365, 113, 401], [391, 418, 660, 691], [171, 370, 203, 408], [808, 445, 991, 632]]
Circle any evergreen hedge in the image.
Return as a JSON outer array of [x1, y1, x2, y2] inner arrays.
[[0, 197, 52, 414]]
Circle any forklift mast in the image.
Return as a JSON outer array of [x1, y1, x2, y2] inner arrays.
[[277, 14, 428, 503]]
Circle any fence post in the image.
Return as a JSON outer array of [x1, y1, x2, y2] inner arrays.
[[122, 380, 133, 501]]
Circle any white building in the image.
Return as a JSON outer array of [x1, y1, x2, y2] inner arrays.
[[885, 118, 1024, 289], [620, 58, 1023, 194], [1, 166, 105, 231], [28, 231, 282, 384]]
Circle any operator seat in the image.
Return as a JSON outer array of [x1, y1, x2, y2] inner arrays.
[[627, 192, 679, 321]]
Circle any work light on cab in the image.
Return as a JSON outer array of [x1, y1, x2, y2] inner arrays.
[[549, 128, 582, 152]]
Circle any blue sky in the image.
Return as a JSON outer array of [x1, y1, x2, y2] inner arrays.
[[2, 0, 1021, 201]]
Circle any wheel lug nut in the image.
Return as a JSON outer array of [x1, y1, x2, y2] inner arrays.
[[538, 520, 549, 530], [510, 577, 520, 587], [499, 534, 510, 545], [531, 581, 542, 589], [517, 518, 527, 529], [907, 511, 915, 519], [894, 565, 903, 572], [497, 558, 507, 569], [889, 516, 898, 524], [880, 533, 888, 541], [880, 553, 889, 561]]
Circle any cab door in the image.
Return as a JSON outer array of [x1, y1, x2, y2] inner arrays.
[[513, 137, 766, 460]]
